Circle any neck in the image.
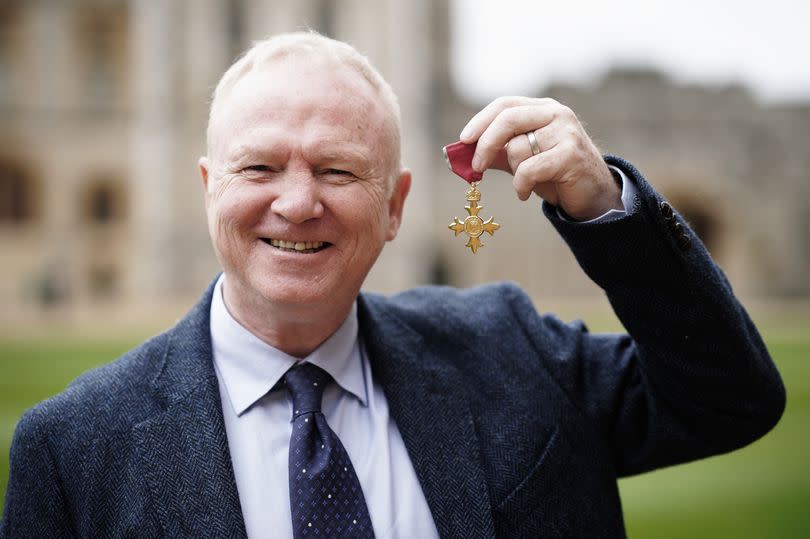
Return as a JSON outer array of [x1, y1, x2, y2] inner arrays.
[[221, 279, 354, 358]]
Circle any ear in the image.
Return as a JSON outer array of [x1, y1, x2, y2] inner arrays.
[[199, 156, 212, 208], [386, 168, 411, 241]]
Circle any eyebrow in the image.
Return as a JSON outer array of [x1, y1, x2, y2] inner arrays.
[[227, 139, 378, 171], [225, 142, 287, 163], [306, 144, 373, 165]]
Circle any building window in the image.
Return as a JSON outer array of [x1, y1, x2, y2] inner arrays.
[[226, 0, 246, 61], [76, 7, 128, 107], [88, 264, 118, 298], [0, 2, 22, 99], [0, 163, 36, 224], [315, 0, 336, 38], [82, 178, 126, 225]]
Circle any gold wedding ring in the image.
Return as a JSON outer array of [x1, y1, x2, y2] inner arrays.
[[526, 131, 540, 156]]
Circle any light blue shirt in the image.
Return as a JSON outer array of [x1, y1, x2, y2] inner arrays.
[[210, 276, 440, 539]]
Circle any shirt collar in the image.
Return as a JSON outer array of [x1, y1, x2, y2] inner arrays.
[[210, 275, 367, 416]]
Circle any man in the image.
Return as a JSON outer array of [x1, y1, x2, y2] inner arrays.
[[1, 32, 784, 538]]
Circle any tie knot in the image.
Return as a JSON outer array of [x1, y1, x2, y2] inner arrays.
[[284, 362, 332, 419]]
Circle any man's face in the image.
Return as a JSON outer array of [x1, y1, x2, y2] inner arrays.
[[201, 60, 409, 316]]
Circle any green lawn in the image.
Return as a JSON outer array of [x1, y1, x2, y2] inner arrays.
[[1, 327, 808, 537]]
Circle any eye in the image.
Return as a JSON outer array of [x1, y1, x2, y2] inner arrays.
[[318, 168, 357, 184], [243, 165, 274, 173]]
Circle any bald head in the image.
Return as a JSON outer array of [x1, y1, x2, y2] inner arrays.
[[206, 32, 402, 188]]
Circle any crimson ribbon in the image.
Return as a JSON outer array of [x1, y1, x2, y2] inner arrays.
[[443, 141, 483, 183]]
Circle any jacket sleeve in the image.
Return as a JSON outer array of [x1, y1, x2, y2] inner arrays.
[[1, 409, 75, 538], [533, 154, 786, 477]]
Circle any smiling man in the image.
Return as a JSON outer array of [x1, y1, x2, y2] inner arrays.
[[1, 33, 785, 539], [199, 44, 409, 358]]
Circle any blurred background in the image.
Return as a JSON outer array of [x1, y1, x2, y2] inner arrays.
[[1, 0, 808, 536]]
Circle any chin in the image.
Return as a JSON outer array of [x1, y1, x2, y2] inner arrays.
[[253, 277, 348, 311]]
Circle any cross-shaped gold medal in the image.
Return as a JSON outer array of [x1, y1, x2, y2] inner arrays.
[[448, 182, 500, 254]]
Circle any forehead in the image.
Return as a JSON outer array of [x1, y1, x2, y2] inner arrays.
[[211, 60, 391, 160]]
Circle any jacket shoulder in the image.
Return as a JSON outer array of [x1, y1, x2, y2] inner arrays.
[[360, 281, 580, 345], [366, 281, 533, 325]]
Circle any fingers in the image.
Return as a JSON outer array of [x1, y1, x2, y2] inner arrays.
[[501, 127, 559, 173], [495, 120, 573, 174], [489, 132, 540, 174], [461, 98, 576, 174], [459, 96, 535, 142], [512, 146, 565, 201], [488, 129, 543, 174], [474, 104, 555, 172]]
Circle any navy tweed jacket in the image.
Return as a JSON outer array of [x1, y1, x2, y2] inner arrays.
[[1, 157, 785, 538]]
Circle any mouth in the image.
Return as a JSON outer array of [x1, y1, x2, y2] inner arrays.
[[261, 238, 332, 254]]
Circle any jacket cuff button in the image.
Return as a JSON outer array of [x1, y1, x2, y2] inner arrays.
[[659, 201, 674, 219]]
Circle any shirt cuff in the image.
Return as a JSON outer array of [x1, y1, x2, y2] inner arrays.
[[555, 165, 637, 224]]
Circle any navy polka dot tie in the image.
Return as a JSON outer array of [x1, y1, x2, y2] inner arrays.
[[284, 362, 375, 538]]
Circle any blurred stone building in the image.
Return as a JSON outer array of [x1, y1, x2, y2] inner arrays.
[[1, 0, 808, 323]]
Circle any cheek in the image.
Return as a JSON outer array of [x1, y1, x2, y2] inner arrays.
[[208, 184, 265, 247], [358, 182, 390, 220], [339, 189, 389, 243]]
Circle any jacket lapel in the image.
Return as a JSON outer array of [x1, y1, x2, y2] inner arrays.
[[132, 283, 247, 538], [359, 293, 496, 539]]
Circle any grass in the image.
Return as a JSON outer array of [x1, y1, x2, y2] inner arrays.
[[1, 323, 808, 537]]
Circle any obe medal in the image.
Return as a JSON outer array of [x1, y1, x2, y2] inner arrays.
[[443, 141, 500, 254]]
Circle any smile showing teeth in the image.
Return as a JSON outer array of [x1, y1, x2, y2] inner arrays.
[[264, 239, 327, 252]]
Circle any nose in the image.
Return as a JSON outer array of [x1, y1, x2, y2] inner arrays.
[[270, 172, 325, 224]]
